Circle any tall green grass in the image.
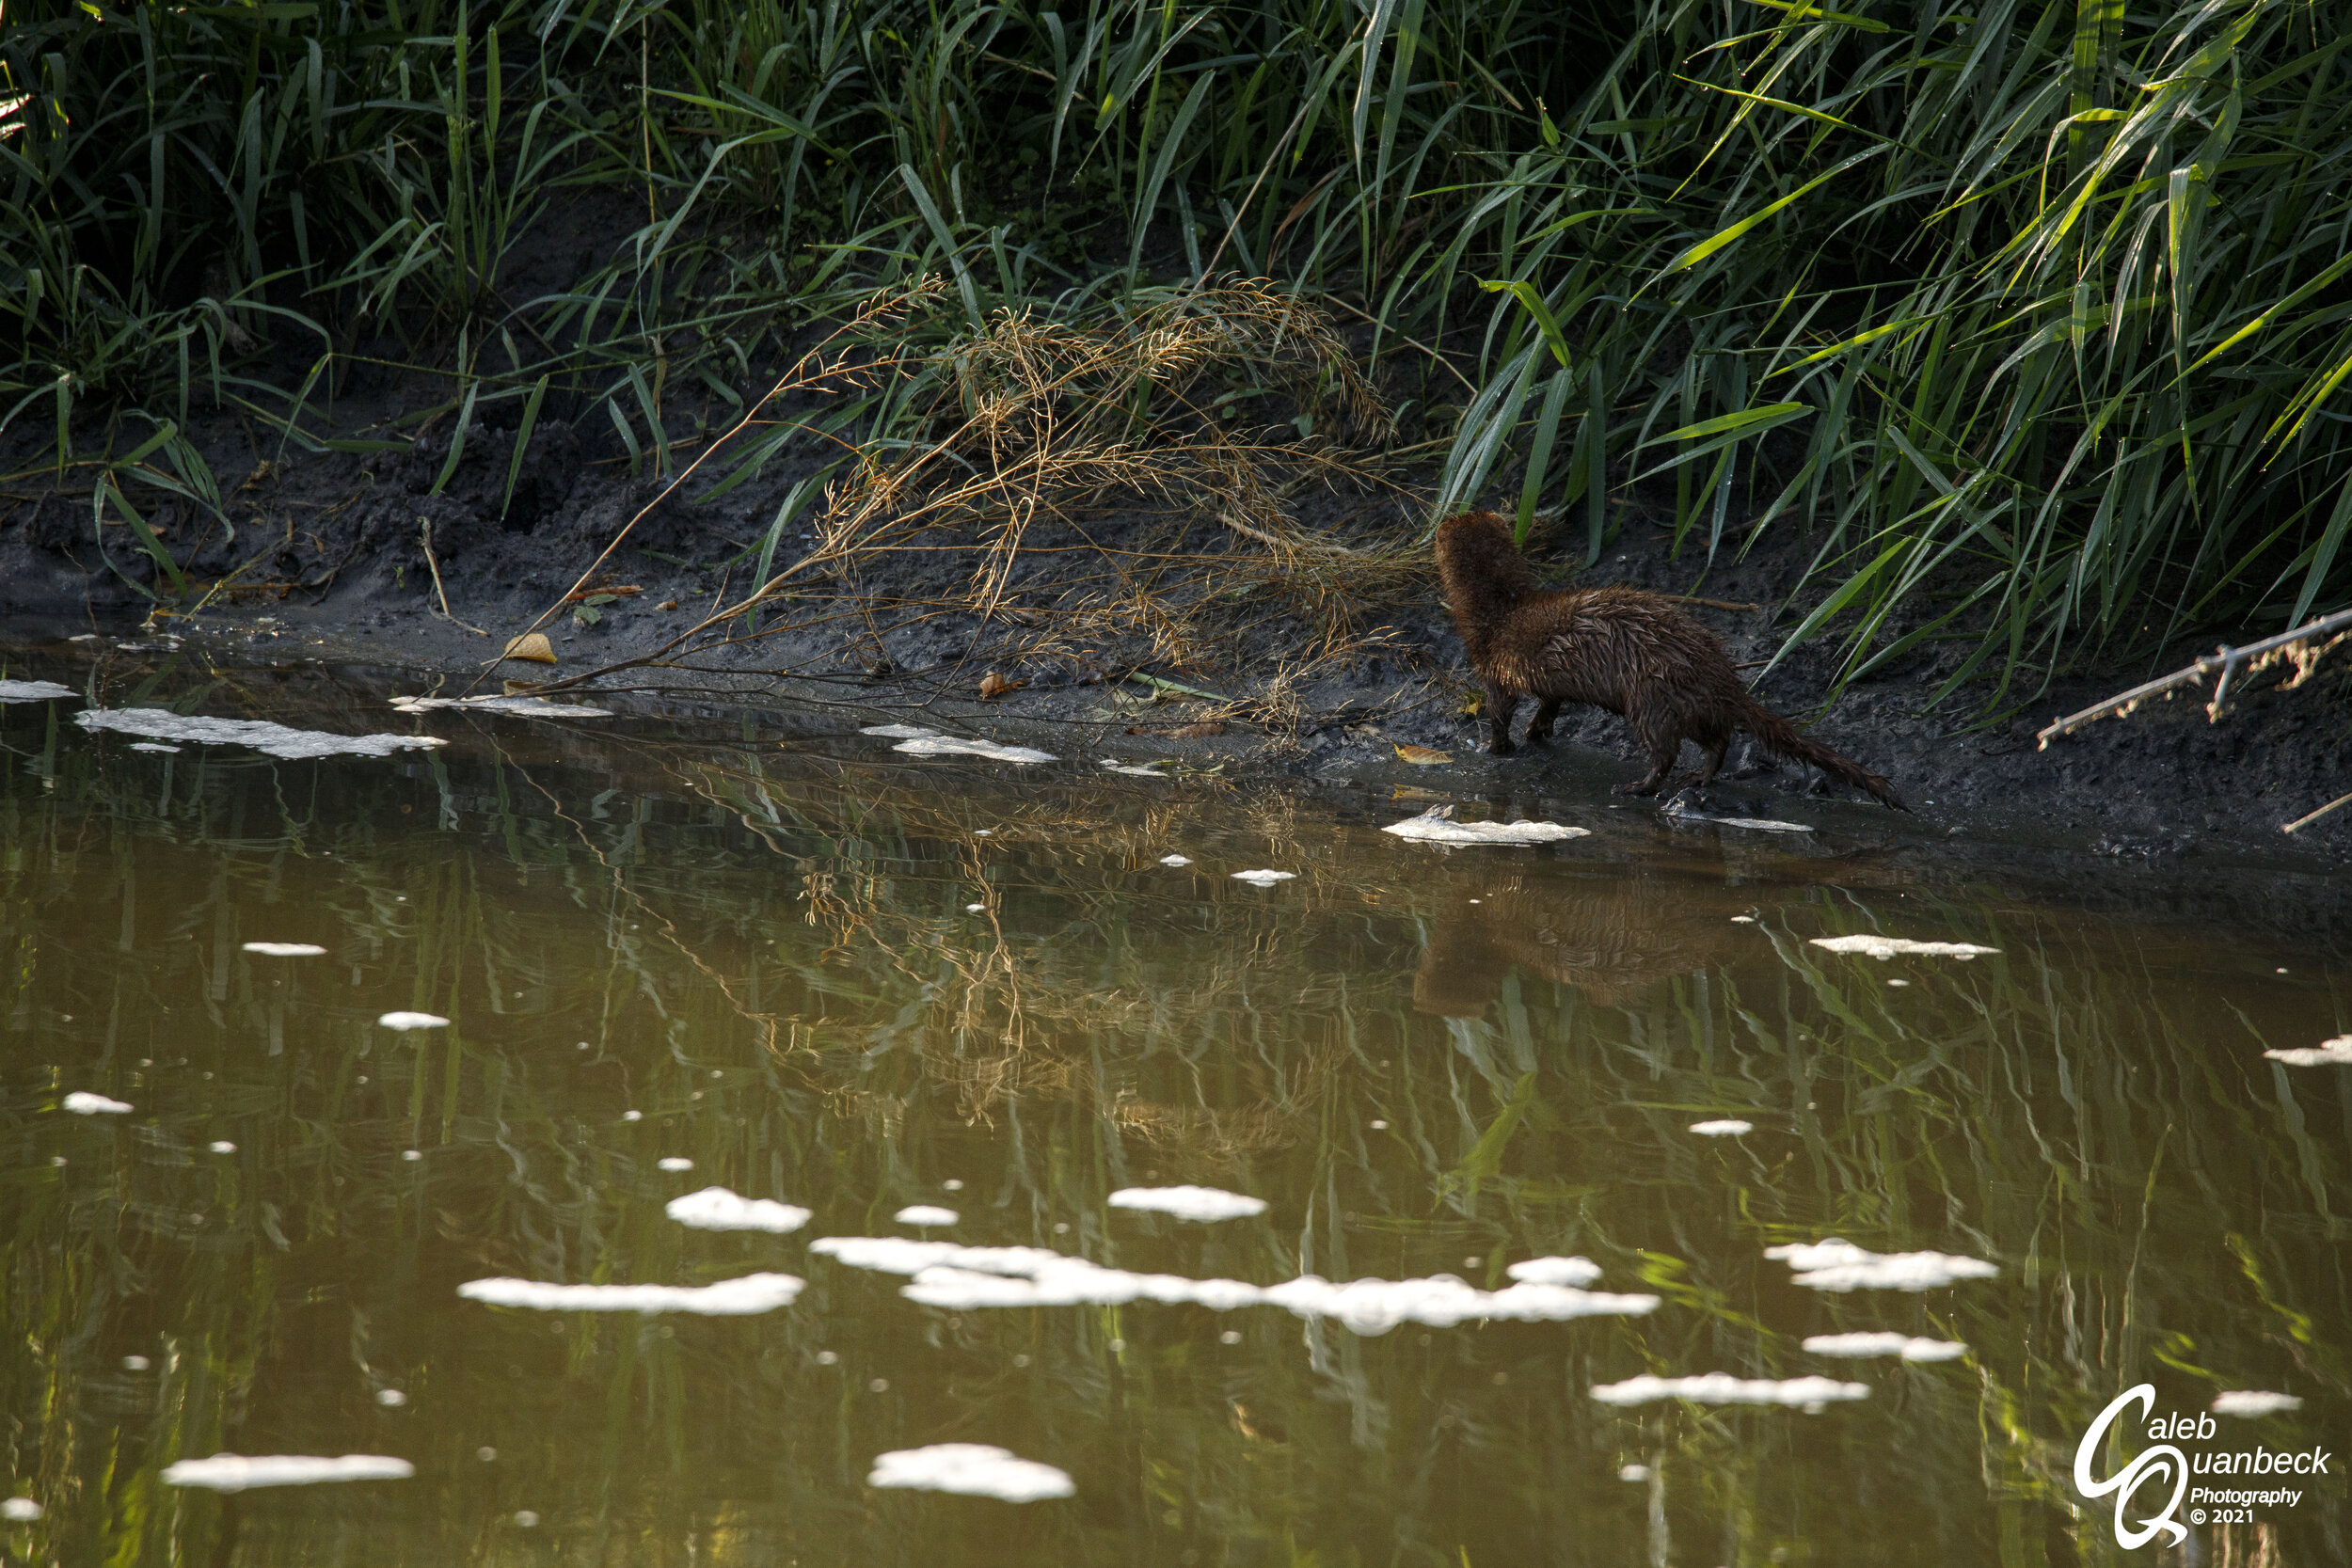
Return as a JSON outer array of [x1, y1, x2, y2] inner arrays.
[[6, 0, 2350, 696]]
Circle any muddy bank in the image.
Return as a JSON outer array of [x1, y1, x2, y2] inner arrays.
[[4, 423, 2347, 864]]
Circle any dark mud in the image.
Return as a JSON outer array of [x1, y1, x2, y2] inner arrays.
[[6, 404, 2349, 866]]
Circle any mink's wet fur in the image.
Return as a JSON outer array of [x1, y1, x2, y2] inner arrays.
[[1435, 510, 1908, 809]]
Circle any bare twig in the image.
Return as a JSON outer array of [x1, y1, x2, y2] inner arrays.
[[419, 520, 488, 636], [2282, 791, 2352, 836], [2036, 606, 2352, 749]]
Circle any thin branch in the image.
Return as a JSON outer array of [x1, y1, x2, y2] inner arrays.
[[2036, 606, 2352, 749]]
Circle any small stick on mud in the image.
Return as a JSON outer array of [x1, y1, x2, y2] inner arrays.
[[419, 521, 488, 637], [2282, 791, 2352, 836]]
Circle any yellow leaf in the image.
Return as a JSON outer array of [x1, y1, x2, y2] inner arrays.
[[1393, 743, 1453, 766], [501, 632, 556, 664], [977, 672, 1026, 700]]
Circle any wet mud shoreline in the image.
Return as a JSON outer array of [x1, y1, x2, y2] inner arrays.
[[4, 443, 2347, 867]]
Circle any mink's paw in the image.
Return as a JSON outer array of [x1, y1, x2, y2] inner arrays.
[[1486, 738, 1517, 757], [1609, 780, 1659, 798], [1523, 727, 1551, 745]]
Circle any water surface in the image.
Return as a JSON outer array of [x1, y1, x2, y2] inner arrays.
[[3, 648, 2345, 1565]]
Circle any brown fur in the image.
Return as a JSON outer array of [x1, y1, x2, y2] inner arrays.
[[1435, 510, 1907, 809]]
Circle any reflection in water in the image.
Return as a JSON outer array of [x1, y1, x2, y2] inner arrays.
[[1412, 867, 1758, 1011], [0, 654, 2346, 1566]]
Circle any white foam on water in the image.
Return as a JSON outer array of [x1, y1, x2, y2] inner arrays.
[[656, 1157, 694, 1172], [1802, 1332, 1968, 1362], [812, 1239, 1657, 1335], [1101, 760, 1170, 778], [457, 1273, 803, 1314], [868, 725, 1057, 765], [76, 708, 449, 761], [209, 1141, 236, 1153], [1767, 1238, 1998, 1291], [374, 1389, 406, 1407], [1591, 1374, 1869, 1411], [1731, 914, 1757, 924], [622, 1110, 643, 1122], [1381, 809, 1588, 846], [1230, 869, 1295, 885], [813, 1237, 1107, 1277], [866, 1444, 1074, 1502], [124, 1355, 151, 1370], [1688, 1119, 1753, 1136], [895, 1205, 958, 1227], [377, 1012, 449, 1030], [1808, 935, 1999, 961], [1506, 1256, 1603, 1287], [1107, 1185, 1266, 1222], [2212, 1390, 2303, 1418], [162, 1454, 415, 1492], [1675, 814, 1813, 832], [243, 942, 326, 957], [0, 681, 74, 704], [1260, 1275, 1661, 1336], [389, 695, 613, 718], [63, 1092, 132, 1115], [129, 743, 182, 753], [1158, 854, 1192, 866], [666, 1186, 811, 1234], [1, 1497, 40, 1521], [1617, 1465, 1652, 1483], [2264, 1036, 2352, 1067], [965, 903, 985, 912]]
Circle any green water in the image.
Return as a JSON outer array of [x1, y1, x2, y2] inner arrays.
[[2, 652, 2345, 1566]]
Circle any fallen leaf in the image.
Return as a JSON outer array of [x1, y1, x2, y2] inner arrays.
[[501, 680, 546, 695], [656, 599, 678, 611], [564, 584, 641, 602], [1393, 743, 1453, 766], [977, 672, 1025, 700], [502, 632, 556, 664]]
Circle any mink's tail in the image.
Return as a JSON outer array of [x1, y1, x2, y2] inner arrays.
[[1737, 698, 1910, 812]]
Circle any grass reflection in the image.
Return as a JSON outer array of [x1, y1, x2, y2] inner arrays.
[[1, 664, 2344, 1566]]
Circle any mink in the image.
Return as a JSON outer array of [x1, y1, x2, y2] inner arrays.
[[1434, 510, 1907, 809]]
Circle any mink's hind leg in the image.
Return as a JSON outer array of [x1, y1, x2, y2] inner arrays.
[[1611, 688, 1684, 797], [1524, 697, 1564, 743], [1693, 733, 1730, 785], [1483, 682, 1521, 756]]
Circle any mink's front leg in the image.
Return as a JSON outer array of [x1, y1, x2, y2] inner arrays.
[[1484, 682, 1520, 756], [1524, 697, 1563, 743]]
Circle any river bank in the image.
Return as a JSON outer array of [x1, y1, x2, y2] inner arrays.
[[4, 435, 2347, 869]]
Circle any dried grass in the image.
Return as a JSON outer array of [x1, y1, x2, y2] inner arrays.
[[527, 279, 1432, 720]]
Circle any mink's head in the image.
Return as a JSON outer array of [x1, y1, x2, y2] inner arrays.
[[1433, 510, 1534, 652]]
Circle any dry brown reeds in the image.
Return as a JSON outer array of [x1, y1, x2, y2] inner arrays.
[[520, 278, 1429, 717]]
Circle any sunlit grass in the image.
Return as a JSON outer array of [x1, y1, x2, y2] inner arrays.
[[6, 1, 2351, 693]]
